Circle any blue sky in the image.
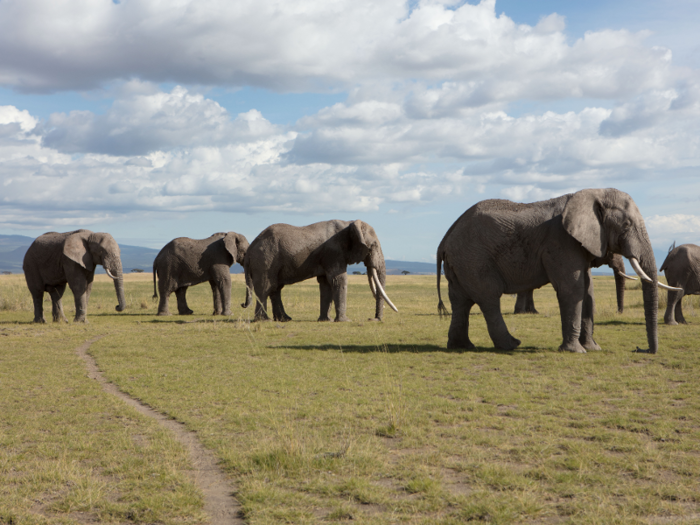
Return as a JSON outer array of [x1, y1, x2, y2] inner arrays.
[[1, 0, 699, 264]]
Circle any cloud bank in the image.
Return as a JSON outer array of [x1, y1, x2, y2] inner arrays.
[[0, 0, 699, 248]]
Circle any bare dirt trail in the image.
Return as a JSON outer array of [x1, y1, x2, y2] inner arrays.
[[76, 337, 244, 525]]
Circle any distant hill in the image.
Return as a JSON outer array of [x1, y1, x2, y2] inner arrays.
[[0, 234, 160, 274], [0, 233, 673, 277]]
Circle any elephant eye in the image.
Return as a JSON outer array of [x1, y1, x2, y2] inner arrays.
[[622, 219, 633, 231]]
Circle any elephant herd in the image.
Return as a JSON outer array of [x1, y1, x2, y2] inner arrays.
[[22, 188, 698, 354]]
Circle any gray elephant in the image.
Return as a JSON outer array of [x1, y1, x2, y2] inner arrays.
[[660, 242, 700, 325], [152, 232, 249, 316], [514, 253, 635, 314], [436, 188, 679, 354], [242, 220, 398, 322], [23, 230, 126, 323]]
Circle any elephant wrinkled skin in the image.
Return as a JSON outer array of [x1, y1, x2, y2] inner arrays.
[[153, 232, 249, 316], [23, 230, 126, 323], [243, 220, 397, 322], [660, 243, 700, 325], [437, 189, 661, 353]]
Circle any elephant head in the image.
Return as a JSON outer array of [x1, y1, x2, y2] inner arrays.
[[348, 220, 398, 319], [63, 230, 126, 313], [562, 188, 676, 354], [222, 232, 249, 266]]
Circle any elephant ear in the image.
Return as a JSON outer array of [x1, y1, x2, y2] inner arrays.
[[348, 220, 371, 264], [222, 233, 238, 265], [562, 189, 607, 258], [63, 231, 95, 271]]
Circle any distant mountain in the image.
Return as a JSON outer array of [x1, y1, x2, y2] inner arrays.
[[0, 234, 160, 274], [0, 233, 674, 277]]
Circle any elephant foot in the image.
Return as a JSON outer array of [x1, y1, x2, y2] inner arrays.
[[157, 310, 171, 316], [367, 317, 382, 322], [494, 336, 521, 351], [447, 339, 475, 350], [582, 340, 602, 351], [559, 341, 587, 353], [73, 317, 88, 324], [334, 315, 351, 322], [664, 318, 678, 325], [33, 317, 46, 324], [179, 309, 194, 315], [318, 315, 332, 322], [274, 314, 292, 322], [222, 310, 232, 316]]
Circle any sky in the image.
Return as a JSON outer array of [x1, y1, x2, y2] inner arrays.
[[1, 0, 699, 264]]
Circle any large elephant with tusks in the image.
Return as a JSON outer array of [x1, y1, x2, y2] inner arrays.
[[436, 189, 679, 353], [243, 220, 398, 322]]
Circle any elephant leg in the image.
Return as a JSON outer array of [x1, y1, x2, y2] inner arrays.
[[157, 289, 171, 316], [48, 284, 67, 323], [331, 273, 350, 322], [270, 289, 292, 322], [664, 289, 684, 325], [220, 277, 232, 316], [30, 290, 46, 323], [210, 280, 223, 315], [480, 298, 521, 351], [68, 279, 89, 323], [675, 298, 687, 324], [317, 276, 333, 321], [514, 291, 538, 314], [579, 269, 600, 351], [175, 287, 193, 315], [446, 283, 476, 350], [556, 288, 586, 353], [254, 293, 270, 321]]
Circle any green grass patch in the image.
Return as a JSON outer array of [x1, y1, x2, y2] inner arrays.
[[2, 272, 700, 523]]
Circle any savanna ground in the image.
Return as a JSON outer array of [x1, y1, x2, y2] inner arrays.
[[1, 272, 699, 525]]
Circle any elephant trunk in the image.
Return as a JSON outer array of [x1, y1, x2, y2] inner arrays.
[[613, 271, 626, 313], [637, 253, 659, 354], [371, 262, 386, 321], [106, 258, 126, 313]]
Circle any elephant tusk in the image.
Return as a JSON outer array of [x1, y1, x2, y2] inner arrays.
[[367, 273, 377, 299], [629, 257, 652, 282], [370, 268, 399, 313], [658, 281, 684, 292], [105, 268, 118, 280], [629, 257, 683, 291], [618, 272, 638, 281]]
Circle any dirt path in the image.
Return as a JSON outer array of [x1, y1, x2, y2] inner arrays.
[[76, 337, 244, 525]]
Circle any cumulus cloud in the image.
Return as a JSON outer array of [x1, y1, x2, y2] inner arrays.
[[1, 0, 700, 247], [0, 0, 678, 101], [37, 86, 284, 156]]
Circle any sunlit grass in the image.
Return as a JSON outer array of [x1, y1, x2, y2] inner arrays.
[[2, 273, 700, 523]]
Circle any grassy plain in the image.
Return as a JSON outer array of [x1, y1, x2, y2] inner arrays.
[[1, 272, 700, 524]]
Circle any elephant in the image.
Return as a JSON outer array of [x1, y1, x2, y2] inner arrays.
[[514, 253, 635, 314], [660, 242, 700, 325], [23, 230, 126, 323], [242, 220, 398, 322], [152, 232, 249, 316], [436, 188, 679, 354]]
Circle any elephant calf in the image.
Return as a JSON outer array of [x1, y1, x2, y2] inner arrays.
[[153, 232, 249, 316], [514, 253, 636, 315], [23, 230, 126, 323]]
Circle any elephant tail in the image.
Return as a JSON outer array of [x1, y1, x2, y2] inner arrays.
[[241, 264, 254, 308], [437, 249, 450, 317], [152, 263, 158, 300], [660, 241, 676, 273]]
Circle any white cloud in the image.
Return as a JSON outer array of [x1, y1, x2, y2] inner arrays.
[[0, 0, 678, 102]]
